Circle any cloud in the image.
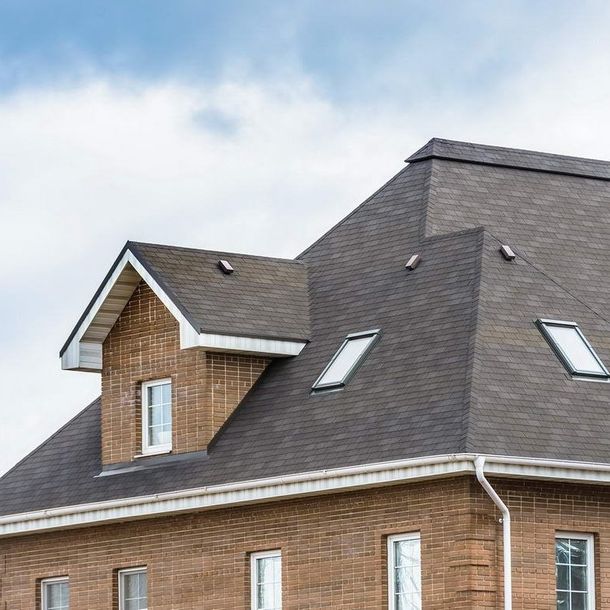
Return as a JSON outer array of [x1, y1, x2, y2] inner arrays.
[[0, 74, 414, 474], [2, 17, 610, 474]]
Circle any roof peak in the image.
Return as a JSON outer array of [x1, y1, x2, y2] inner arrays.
[[128, 241, 303, 265], [407, 138, 610, 181]]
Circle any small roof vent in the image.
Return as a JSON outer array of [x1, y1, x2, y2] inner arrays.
[[218, 259, 234, 274], [405, 254, 421, 270], [499, 245, 516, 261]]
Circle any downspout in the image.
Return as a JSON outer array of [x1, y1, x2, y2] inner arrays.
[[474, 456, 512, 610]]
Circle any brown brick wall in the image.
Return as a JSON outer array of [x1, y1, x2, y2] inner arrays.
[[3, 475, 610, 608], [101, 281, 269, 465], [0, 477, 494, 610]]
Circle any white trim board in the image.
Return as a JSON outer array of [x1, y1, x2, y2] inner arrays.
[[60, 248, 307, 371], [6, 453, 610, 538]]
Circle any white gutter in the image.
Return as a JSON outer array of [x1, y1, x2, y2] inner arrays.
[[4, 452, 610, 538], [475, 456, 512, 610]]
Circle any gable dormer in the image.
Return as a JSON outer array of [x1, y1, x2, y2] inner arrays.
[[60, 242, 310, 465]]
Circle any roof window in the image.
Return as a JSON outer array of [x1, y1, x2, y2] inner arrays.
[[312, 329, 380, 391], [536, 319, 609, 379]]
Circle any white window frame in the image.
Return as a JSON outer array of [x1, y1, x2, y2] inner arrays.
[[387, 532, 422, 610], [555, 532, 596, 610], [536, 319, 609, 380], [41, 576, 69, 610], [312, 329, 381, 391], [118, 567, 148, 610], [141, 378, 172, 456], [250, 550, 282, 610]]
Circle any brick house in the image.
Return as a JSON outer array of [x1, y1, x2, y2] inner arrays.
[[2, 138, 610, 609]]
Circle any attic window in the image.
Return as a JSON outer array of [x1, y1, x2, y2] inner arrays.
[[536, 319, 609, 379], [312, 330, 380, 391], [142, 379, 172, 455]]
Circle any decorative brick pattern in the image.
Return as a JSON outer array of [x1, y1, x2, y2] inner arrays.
[[101, 281, 269, 465]]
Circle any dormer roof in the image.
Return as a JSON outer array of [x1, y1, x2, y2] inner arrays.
[[60, 241, 310, 371]]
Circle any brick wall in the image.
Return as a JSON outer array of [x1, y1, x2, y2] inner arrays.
[[0, 476, 496, 610], [101, 281, 269, 465], [3, 475, 608, 608]]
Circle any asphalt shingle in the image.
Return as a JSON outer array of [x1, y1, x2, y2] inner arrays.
[[3, 138, 610, 516]]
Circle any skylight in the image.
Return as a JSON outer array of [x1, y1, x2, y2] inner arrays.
[[536, 319, 609, 379], [312, 330, 380, 391]]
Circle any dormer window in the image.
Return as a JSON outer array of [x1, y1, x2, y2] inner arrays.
[[142, 379, 172, 455], [312, 330, 380, 392], [536, 319, 609, 380]]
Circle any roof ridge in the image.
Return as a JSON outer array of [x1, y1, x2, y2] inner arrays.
[[296, 164, 411, 259], [406, 138, 610, 182], [458, 228, 485, 453], [130, 241, 304, 265]]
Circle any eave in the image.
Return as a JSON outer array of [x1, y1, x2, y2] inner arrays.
[[60, 244, 307, 371], [4, 453, 610, 538]]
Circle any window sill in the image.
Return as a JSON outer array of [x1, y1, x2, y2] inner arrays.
[[134, 448, 172, 459]]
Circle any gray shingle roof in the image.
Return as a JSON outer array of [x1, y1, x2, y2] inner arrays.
[[129, 242, 311, 341], [3, 138, 610, 516], [59, 243, 310, 359]]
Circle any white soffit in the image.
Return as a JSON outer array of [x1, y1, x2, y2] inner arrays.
[[61, 248, 306, 371]]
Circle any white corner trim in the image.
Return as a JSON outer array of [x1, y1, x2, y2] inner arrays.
[[7, 453, 610, 538], [61, 248, 308, 371]]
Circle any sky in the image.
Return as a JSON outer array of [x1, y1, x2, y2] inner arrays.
[[2, 1, 610, 474]]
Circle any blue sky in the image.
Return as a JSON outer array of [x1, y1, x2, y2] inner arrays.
[[2, 1, 610, 474], [0, 1, 593, 100]]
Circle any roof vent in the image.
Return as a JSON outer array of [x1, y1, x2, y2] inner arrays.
[[218, 259, 234, 274], [405, 254, 421, 270], [499, 245, 516, 261]]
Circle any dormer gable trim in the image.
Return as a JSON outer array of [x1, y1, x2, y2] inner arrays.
[[60, 243, 307, 372]]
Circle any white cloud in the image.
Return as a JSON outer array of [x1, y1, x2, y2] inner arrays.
[[2, 25, 610, 474], [0, 75, 413, 475]]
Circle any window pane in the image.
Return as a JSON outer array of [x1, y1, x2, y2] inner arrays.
[[121, 571, 147, 610], [556, 537, 592, 610], [144, 381, 171, 449], [392, 538, 421, 610], [317, 335, 375, 386], [254, 555, 281, 610], [148, 384, 162, 406], [556, 539, 570, 564], [546, 325, 605, 374], [44, 581, 69, 610], [570, 540, 588, 565], [571, 592, 587, 610], [556, 591, 569, 609]]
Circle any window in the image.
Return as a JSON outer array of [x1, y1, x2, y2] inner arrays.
[[556, 533, 595, 609], [119, 568, 148, 610], [388, 533, 421, 610], [141, 379, 172, 454], [251, 550, 282, 610], [41, 577, 69, 610], [536, 320, 609, 379], [312, 329, 380, 391]]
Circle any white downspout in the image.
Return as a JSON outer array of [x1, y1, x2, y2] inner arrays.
[[474, 456, 512, 610]]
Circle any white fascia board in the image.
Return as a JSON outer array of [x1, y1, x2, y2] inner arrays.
[[61, 249, 197, 371], [0, 454, 472, 537], [197, 333, 307, 357], [61, 249, 306, 371], [7, 453, 610, 538]]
